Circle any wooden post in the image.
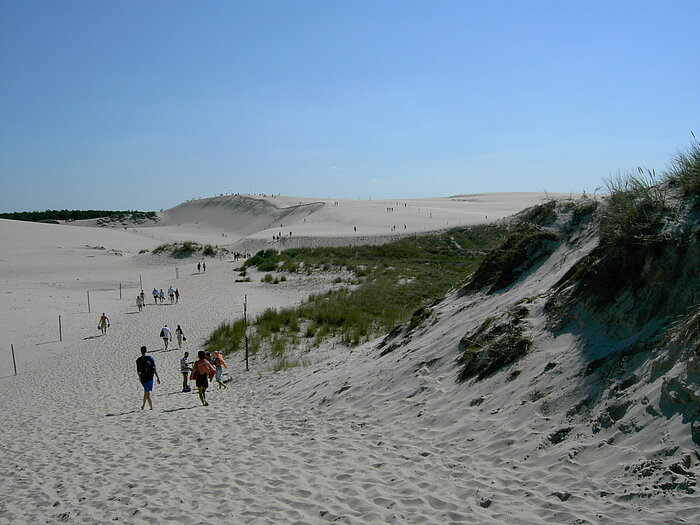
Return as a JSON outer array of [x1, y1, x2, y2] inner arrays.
[[176, 267, 179, 280], [244, 295, 249, 371], [59, 315, 62, 342], [119, 282, 122, 299], [11, 344, 17, 376], [87, 291, 91, 313], [139, 274, 143, 290]]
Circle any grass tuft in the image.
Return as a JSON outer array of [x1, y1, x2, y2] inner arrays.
[[666, 135, 700, 200]]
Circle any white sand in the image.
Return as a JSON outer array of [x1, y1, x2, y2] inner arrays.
[[0, 193, 695, 524]]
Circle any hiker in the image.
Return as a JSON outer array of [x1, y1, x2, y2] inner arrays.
[[191, 350, 216, 406], [213, 351, 228, 389], [175, 288, 180, 303], [168, 286, 175, 304], [136, 294, 143, 312], [202, 261, 206, 272], [180, 351, 192, 392], [140, 290, 145, 305], [175, 324, 185, 348], [160, 325, 172, 349], [136, 346, 160, 410], [98, 313, 110, 335], [159, 289, 165, 304], [152, 288, 159, 304], [197, 262, 201, 273]]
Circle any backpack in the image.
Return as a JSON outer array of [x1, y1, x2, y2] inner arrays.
[[137, 355, 155, 381], [160, 328, 165, 338]]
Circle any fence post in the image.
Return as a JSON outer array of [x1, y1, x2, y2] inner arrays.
[[59, 315, 62, 342], [244, 295, 249, 371], [139, 274, 143, 290], [87, 291, 91, 313], [119, 282, 122, 299], [11, 344, 17, 376]]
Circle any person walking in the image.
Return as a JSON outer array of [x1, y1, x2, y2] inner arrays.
[[197, 262, 201, 273], [175, 288, 180, 303], [175, 324, 185, 348], [98, 313, 110, 335], [213, 351, 228, 389], [136, 294, 144, 312], [140, 290, 145, 305], [136, 346, 160, 410], [168, 286, 175, 304], [180, 351, 192, 392], [159, 289, 165, 304], [160, 324, 172, 350], [152, 288, 159, 304], [202, 261, 206, 272], [191, 350, 216, 406]]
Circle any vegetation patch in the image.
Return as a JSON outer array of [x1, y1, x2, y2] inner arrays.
[[457, 302, 533, 382], [463, 221, 559, 293], [208, 224, 510, 362], [151, 241, 228, 258]]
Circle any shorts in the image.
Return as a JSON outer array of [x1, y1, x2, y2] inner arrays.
[[141, 379, 154, 392], [196, 375, 208, 388]]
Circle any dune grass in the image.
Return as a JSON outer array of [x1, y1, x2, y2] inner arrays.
[[600, 168, 668, 248], [667, 134, 700, 200], [205, 223, 510, 360]]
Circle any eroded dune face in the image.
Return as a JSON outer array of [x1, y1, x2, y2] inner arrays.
[[159, 195, 325, 236]]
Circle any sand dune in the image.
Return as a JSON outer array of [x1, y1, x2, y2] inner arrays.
[[115, 192, 565, 249], [1, 193, 696, 524]]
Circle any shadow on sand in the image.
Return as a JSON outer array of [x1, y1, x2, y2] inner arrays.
[[105, 410, 141, 417]]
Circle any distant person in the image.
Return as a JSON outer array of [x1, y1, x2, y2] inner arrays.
[[197, 262, 201, 273], [175, 324, 185, 348], [136, 346, 160, 410], [136, 294, 144, 312], [152, 288, 159, 304], [213, 351, 228, 389], [191, 350, 216, 406], [98, 313, 110, 335], [140, 290, 145, 303], [160, 325, 172, 349], [175, 288, 180, 303], [202, 261, 206, 272], [168, 286, 175, 304], [159, 289, 165, 304], [180, 351, 192, 392]]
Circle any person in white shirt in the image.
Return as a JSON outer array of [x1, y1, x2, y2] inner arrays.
[[160, 325, 172, 350]]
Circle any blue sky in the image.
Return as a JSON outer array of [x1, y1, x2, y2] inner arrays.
[[1, 0, 698, 212]]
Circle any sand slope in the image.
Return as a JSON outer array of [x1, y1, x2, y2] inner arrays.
[[1, 194, 697, 524]]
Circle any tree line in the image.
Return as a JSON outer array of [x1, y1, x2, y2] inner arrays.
[[0, 209, 157, 223]]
